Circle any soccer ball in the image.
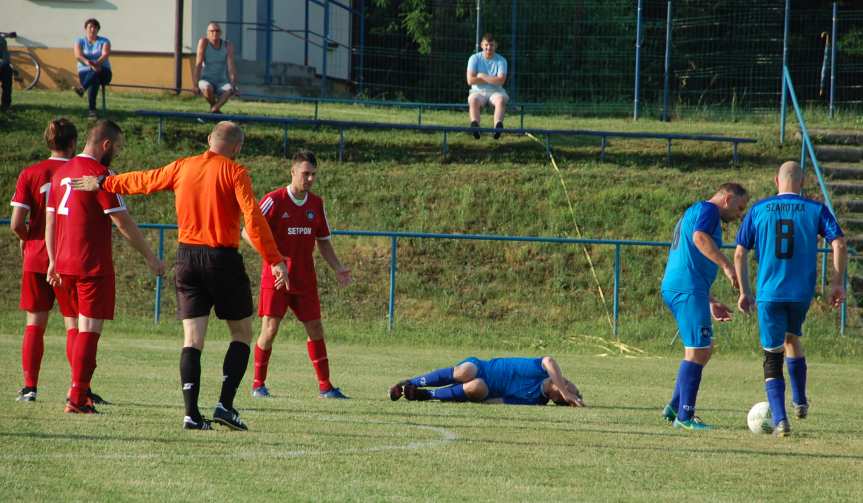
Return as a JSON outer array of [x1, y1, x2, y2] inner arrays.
[[747, 401, 773, 434]]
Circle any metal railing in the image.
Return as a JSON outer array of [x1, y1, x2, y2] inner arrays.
[[1, 220, 846, 335]]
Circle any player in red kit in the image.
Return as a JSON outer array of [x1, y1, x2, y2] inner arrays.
[[244, 150, 352, 399], [10, 119, 80, 402], [45, 120, 164, 414]]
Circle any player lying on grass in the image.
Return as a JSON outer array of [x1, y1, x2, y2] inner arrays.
[[389, 356, 585, 406]]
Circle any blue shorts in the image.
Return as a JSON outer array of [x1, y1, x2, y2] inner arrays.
[[662, 290, 712, 349], [756, 301, 809, 350]]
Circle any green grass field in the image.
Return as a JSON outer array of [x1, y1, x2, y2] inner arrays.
[[1, 90, 862, 501], [1, 320, 861, 502]]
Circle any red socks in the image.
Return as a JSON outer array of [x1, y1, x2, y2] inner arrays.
[[307, 339, 331, 392], [66, 328, 79, 368], [21, 325, 45, 388], [253, 344, 272, 389], [69, 331, 100, 406]]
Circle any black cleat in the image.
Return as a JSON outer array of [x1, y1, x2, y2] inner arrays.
[[16, 387, 37, 402], [213, 403, 248, 431], [183, 416, 213, 430], [470, 121, 480, 140], [792, 401, 809, 419], [493, 121, 504, 140], [87, 389, 110, 405], [403, 384, 432, 401], [774, 419, 792, 437]]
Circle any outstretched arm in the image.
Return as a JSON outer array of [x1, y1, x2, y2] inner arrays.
[[72, 162, 179, 195], [693, 230, 738, 290], [44, 210, 60, 287], [109, 210, 164, 276], [541, 356, 584, 407], [734, 245, 754, 313], [316, 239, 351, 286], [828, 237, 848, 308]]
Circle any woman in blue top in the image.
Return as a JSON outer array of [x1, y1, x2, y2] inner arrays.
[[73, 18, 112, 117]]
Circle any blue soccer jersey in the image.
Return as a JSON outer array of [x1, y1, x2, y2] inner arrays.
[[736, 194, 843, 302], [463, 357, 550, 405], [661, 201, 723, 296]]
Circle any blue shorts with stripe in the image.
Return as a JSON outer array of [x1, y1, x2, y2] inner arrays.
[[662, 290, 712, 349], [756, 301, 809, 350]]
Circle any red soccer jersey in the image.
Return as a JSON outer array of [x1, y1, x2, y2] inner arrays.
[[47, 154, 126, 276], [259, 187, 331, 293], [10, 157, 70, 272]]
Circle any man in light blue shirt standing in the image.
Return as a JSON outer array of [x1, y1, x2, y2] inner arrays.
[[466, 33, 508, 140]]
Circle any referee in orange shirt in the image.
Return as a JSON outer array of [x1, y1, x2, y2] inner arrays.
[[73, 121, 287, 431]]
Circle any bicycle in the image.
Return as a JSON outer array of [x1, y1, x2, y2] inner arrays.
[[1, 32, 41, 90]]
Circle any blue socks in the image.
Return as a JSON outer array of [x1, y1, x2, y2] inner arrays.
[[765, 378, 788, 426], [675, 360, 704, 422], [429, 384, 467, 402], [669, 379, 681, 413], [786, 356, 808, 405], [409, 367, 455, 387]]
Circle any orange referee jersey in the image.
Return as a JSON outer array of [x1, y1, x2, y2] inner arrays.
[[102, 150, 282, 264]]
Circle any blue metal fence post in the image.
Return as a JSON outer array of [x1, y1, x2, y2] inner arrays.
[[265, 0, 273, 85], [800, 141, 807, 174], [840, 270, 847, 336], [662, 1, 672, 122], [321, 0, 330, 97], [613, 244, 621, 338], [154, 227, 165, 323], [358, 0, 366, 96], [829, 2, 837, 119], [633, 0, 644, 120], [780, 0, 790, 144], [304, 0, 310, 66], [388, 237, 398, 331], [510, 0, 517, 102]]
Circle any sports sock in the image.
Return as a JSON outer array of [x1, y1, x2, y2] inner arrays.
[[786, 356, 807, 405], [65, 328, 78, 368], [429, 384, 468, 402], [307, 339, 332, 392], [675, 360, 704, 422], [219, 341, 250, 410], [409, 367, 455, 388], [253, 344, 272, 389], [669, 378, 681, 413], [22, 325, 45, 388], [70, 331, 100, 406], [765, 378, 788, 426], [180, 347, 202, 421]]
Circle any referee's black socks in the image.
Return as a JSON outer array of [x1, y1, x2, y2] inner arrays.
[[219, 341, 250, 411], [180, 347, 202, 421]]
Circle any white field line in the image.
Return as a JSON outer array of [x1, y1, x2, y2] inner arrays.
[[0, 417, 458, 461]]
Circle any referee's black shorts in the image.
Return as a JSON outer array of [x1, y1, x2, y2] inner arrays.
[[174, 244, 253, 320]]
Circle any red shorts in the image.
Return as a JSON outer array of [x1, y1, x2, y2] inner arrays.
[[56, 274, 116, 320], [20, 271, 56, 313], [258, 288, 321, 322]]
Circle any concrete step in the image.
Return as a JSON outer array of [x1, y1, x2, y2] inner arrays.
[[814, 145, 863, 162], [821, 163, 863, 180], [835, 197, 863, 213], [827, 181, 863, 196], [805, 128, 863, 145]]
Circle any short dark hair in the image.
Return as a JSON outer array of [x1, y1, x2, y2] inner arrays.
[[481, 33, 495, 43], [84, 18, 101, 30], [44, 118, 77, 151], [717, 182, 747, 198], [292, 149, 317, 168], [86, 119, 122, 146]]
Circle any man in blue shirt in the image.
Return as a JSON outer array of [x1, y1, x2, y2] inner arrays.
[[735, 161, 847, 437], [466, 33, 508, 140], [389, 356, 585, 407], [660, 183, 749, 430]]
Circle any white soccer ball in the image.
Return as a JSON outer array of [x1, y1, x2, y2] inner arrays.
[[747, 401, 773, 434]]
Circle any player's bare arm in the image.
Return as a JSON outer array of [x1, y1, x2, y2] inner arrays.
[[109, 211, 165, 276], [541, 356, 585, 407], [733, 244, 755, 313], [241, 227, 288, 290], [693, 230, 738, 290], [828, 236, 848, 308], [43, 210, 60, 287], [317, 239, 351, 287]]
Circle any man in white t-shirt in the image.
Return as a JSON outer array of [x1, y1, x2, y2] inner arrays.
[[466, 33, 508, 140]]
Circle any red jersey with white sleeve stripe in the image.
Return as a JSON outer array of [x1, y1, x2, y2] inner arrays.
[[47, 154, 126, 276], [10, 157, 70, 272], [258, 187, 331, 293]]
